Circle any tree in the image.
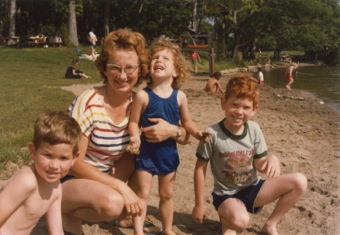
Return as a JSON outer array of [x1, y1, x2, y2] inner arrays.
[[7, 0, 16, 45], [68, 0, 78, 46]]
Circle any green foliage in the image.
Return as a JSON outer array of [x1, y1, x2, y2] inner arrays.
[[0, 0, 340, 64]]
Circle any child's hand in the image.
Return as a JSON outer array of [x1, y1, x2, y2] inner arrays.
[[126, 137, 140, 155], [197, 131, 211, 143], [192, 205, 206, 224], [264, 155, 281, 179]]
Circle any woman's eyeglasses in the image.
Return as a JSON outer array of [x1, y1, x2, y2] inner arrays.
[[107, 63, 140, 74]]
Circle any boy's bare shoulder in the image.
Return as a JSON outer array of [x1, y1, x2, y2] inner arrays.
[[1, 166, 37, 196], [12, 166, 37, 190]]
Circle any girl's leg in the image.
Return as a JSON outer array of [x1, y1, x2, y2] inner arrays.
[[131, 170, 153, 235], [62, 178, 125, 235], [158, 172, 176, 235], [218, 198, 250, 235], [254, 173, 307, 235]]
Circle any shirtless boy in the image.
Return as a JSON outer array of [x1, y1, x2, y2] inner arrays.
[[0, 111, 81, 235], [204, 71, 224, 96]]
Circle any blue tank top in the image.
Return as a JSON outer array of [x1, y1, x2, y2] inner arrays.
[[135, 87, 180, 175]]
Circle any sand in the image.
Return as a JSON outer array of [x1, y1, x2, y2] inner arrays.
[[5, 72, 340, 235]]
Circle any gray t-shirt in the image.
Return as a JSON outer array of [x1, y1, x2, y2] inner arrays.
[[196, 119, 268, 196]]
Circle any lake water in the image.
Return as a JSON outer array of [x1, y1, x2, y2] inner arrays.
[[263, 65, 340, 112]]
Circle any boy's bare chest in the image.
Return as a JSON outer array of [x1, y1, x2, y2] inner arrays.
[[21, 187, 58, 219]]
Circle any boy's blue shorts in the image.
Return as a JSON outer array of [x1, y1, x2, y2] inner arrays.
[[212, 179, 265, 214]]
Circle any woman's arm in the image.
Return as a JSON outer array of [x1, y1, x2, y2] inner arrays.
[[70, 135, 142, 215], [141, 118, 190, 145]]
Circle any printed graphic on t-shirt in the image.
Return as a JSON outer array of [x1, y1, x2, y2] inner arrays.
[[219, 150, 253, 184]]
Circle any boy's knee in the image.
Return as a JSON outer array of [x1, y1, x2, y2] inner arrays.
[[221, 211, 250, 231], [234, 213, 250, 230], [294, 173, 308, 193]]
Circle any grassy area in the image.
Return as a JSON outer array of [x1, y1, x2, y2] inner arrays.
[[0, 45, 101, 173]]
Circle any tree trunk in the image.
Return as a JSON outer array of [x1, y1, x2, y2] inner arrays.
[[192, 0, 197, 31], [68, 0, 78, 46], [7, 0, 16, 45], [104, 0, 110, 37]]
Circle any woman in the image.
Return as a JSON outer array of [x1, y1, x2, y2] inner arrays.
[[61, 28, 188, 235]]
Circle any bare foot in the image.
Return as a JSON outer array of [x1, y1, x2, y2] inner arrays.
[[285, 85, 291, 90], [261, 224, 279, 235], [162, 231, 176, 235], [143, 221, 161, 234]]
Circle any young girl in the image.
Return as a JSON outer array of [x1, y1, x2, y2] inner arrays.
[[127, 37, 210, 235]]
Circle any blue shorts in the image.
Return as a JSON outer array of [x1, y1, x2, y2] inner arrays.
[[60, 168, 111, 183], [212, 179, 265, 214]]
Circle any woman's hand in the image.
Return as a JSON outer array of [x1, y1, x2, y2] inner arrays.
[[141, 118, 178, 142], [120, 183, 143, 216]]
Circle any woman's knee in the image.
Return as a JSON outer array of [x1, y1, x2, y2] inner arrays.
[[97, 192, 125, 219]]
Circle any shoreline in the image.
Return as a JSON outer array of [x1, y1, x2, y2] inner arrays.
[[219, 64, 340, 113]]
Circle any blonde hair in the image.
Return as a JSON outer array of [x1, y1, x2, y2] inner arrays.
[[33, 111, 82, 156], [148, 37, 191, 89], [89, 31, 95, 38], [95, 28, 149, 85], [224, 74, 260, 107]]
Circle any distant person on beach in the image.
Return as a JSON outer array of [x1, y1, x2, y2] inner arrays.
[[192, 74, 307, 235], [0, 111, 81, 235], [257, 67, 264, 84], [191, 50, 201, 73], [285, 62, 299, 90], [127, 37, 210, 235], [204, 71, 224, 96], [65, 59, 90, 79], [88, 31, 98, 61]]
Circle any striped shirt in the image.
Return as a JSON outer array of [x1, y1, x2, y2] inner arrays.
[[69, 88, 132, 171]]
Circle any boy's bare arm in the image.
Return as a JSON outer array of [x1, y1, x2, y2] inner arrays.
[[45, 185, 64, 235], [192, 159, 208, 224], [0, 167, 36, 227]]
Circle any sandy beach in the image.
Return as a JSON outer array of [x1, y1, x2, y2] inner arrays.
[[4, 71, 340, 235]]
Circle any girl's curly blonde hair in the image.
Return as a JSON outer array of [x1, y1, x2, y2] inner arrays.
[[148, 37, 191, 89]]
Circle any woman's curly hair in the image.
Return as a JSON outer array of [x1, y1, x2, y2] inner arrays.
[[95, 28, 149, 85]]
